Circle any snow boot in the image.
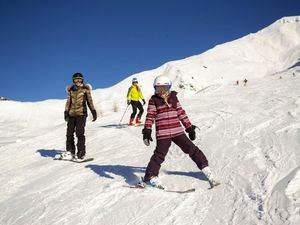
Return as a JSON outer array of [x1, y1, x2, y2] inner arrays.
[[136, 117, 142, 125], [55, 151, 75, 160], [142, 176, 165, 189], [74, 155, 85, 162], [201, 166, 220, 188], [129, 118, 135, 126]]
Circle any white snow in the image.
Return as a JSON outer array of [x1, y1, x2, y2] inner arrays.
[[0, 16, 300, 225]]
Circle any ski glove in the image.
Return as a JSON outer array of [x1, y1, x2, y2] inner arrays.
[[127, 100, 131, 105], [185, 125, 196, 141], [64, 111, 69, 122], [142, 128, 153, 146], [91, 110, 97, 122], [142, 99, 146, 105]]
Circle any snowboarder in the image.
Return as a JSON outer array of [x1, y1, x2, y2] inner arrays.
[[63, 73, 97, 161], [141, 75, 220, 189], [127, 78, 146, 126]]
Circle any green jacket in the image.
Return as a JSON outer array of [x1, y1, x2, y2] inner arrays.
[[65, 84, 95, 117], [127, 85, 144, 102]]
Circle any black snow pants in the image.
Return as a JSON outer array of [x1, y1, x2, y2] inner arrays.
[[130, 100, 144, 119], [144, 134, 208, 181], [66, 115, 87, 158]]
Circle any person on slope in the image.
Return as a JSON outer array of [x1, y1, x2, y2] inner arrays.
[[63, 73, 97, 161], [141, 75, 220, 189], [127, 78, 146, 126]]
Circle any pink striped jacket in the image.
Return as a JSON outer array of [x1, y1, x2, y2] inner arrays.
[[144, 91, 192, 140]]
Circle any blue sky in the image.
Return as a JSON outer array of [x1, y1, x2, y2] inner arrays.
[[1, 0, 299, 101]]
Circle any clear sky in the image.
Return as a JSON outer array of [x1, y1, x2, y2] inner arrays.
[[1, 0, 299, 101]]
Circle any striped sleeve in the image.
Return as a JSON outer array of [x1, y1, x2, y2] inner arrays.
[[144, 98, 157, 129], [176, 101, 192, 129]]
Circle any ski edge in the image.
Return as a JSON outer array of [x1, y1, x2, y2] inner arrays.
[[54, 157, 94, 163], [208, 182, 221, 190], [71, 158, 94, 163], [125, 185, 195, 194]]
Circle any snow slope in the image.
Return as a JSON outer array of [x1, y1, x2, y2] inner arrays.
[[0, 16, 300, 225]]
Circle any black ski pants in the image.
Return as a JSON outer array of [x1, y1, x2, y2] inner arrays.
[[130, 100, 144, 119], [66, 115, 86, 157], [144, 134, 208, 181]]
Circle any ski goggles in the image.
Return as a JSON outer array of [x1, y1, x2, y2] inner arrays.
[[154, 85, 171, 93], [73, 79, 83, 83]]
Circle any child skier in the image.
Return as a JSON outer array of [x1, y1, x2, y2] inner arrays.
[[62, 72, 97, 161], [141, 75, 220, 189], [127, 78, 146, 126]]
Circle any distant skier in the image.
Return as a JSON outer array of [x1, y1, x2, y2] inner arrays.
[[140, 75, 220, 189], [236, 80, 239, 85], [63, 73, 97, 161], [243, 79, 248, 86], [127, 78, 146, 126]]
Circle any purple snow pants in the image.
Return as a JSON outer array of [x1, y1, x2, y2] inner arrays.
[[144, 134, 208, 181]]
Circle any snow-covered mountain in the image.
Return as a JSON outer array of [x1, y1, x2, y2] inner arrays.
[[87, 16, 300, 115], [0, 16, 299, 225]]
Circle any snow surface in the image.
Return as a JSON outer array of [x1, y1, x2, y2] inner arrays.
[[0, 16, 300, 225]]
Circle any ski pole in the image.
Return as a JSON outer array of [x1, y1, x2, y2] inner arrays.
[[119, 104, 130, 125]]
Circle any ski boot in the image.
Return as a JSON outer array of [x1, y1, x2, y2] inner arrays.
[[129, 118, 135, 126], [201, 166, 221, 189], [141, 176, 165, 190], [135, 117, 142, 125], [75, 155, 85, 162]]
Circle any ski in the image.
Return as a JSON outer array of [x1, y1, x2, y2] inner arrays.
[[125, 184, 195, 194], [208, 182, 221, 190], [134, 123, 144, 127], [117, 123, 144, 128]]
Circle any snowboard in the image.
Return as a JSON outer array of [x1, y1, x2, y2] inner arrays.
[[126, 183, 196, 194], [54, 154, 94, 163], [70, 158, 94, 163]]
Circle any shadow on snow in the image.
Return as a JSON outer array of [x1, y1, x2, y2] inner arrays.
[[85, 164, 145, 184], [36, 149, 208, 184], [36, 149, 63, 158], [85, 164, 207, 185]]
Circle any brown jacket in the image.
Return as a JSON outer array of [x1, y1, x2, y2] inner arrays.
[[65, 84, 96, 117]]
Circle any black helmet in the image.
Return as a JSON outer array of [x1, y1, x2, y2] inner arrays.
[[72, 72, 84, 81]]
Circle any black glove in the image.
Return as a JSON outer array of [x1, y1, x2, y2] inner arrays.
[[142, 99, 146, 105], [185, 125, 196, 141], [64, 111, 69, 122], [127, 100, 131, 105], [142, 128, 153, 146], [91, 110, 97, 121]]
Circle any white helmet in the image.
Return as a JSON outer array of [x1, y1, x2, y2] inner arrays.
[[153, 75, 172, 93], [153, 75, 172, 87]]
